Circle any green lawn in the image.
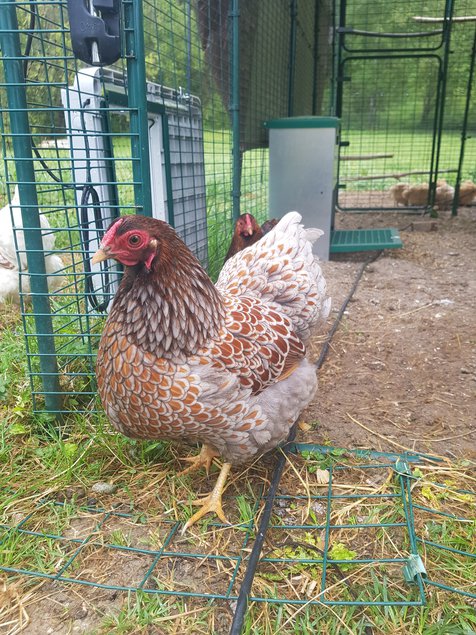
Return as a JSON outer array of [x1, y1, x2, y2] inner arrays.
[[340, 129, 476, 190]]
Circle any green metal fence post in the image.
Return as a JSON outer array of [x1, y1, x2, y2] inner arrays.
[[123, 0, 153, 217], [334, 0, 346, 118], [329, 0, 337, 115], [229, 0, 241, 222], [452, 22, 476, 217], [0, 0, 62, 416], [287, 0, 297, 116], [429, 0, 454, 212], [311, 1, 318, 115]]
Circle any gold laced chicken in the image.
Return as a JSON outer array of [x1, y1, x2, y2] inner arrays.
[[92, 211, 330, 530]]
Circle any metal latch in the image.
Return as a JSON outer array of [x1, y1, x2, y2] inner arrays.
[[67, 0, 122, 66], [403, 554, 427, 583], [393, 458, 413, 477]]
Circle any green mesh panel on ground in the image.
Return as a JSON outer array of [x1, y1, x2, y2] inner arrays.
[[1, 446, 474, 607]]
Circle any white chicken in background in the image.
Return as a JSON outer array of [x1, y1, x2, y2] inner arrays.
[[0, 186, 64, 304]]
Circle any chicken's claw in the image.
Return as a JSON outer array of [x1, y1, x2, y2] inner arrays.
[[181, 462, 232, 533], [177, 444, 219, 477]]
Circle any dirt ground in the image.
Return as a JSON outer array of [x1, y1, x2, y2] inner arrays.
[[306, 204, 476, 460]]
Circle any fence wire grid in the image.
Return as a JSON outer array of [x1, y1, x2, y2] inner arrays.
[[336, 0, 476, 212], [0, 0, 313, 418], [1, 445, 474, 616]]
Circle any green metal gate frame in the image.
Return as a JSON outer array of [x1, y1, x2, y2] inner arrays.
[[452, 20, 476, 215], [334, 0, 455, 213]]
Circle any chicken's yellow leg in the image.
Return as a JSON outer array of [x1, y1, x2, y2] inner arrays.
[[177, 444, 219, 476], [181, 462, 232, 532]]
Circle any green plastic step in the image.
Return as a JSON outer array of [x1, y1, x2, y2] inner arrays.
[[330, 228, 402, 253]]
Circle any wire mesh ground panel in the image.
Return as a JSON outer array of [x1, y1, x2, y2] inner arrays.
[[1, 446, 474, 613]]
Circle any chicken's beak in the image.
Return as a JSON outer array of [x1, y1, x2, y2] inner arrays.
[[91, 247, 110, 265], [246, 226, 254, 236]]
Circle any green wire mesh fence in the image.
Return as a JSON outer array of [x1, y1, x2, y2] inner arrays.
[[0, 0, 333, 419], [336, 0, 476, 213], [1, 446, 474, 615]]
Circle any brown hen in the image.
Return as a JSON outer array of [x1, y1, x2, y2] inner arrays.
[[224, 213, 263, 262], [92, 212, 330, 530]]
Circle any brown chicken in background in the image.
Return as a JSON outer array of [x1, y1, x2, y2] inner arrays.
[[92, 212, 330, 531], [389, 180, 455, 209], [223, 213, 262, 262], [458, 180, 476, 206]]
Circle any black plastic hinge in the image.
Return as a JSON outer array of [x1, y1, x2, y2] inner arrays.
[[67, 0, 122, 66]]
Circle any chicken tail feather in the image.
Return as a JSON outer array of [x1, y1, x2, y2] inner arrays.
[[217, 211, 330, 342]]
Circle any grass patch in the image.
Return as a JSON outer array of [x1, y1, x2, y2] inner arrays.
[[98, 592, 212, 634]]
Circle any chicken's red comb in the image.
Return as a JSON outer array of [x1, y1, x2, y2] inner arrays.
[[102, 217, 125, 246], [242, 213, 255, 229]]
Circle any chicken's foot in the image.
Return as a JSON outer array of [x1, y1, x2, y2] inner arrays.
[[177, 444, 219, 476], [181, 462, 232, 532]]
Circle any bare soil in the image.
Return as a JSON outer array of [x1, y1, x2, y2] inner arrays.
[[306, 205, 476, 460]]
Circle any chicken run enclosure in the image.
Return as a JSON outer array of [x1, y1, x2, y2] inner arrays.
[[0, 0, 474, 418], [0, 0, 476, 628]]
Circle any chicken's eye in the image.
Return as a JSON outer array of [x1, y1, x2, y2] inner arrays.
[[128, 234, 141, 246]]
